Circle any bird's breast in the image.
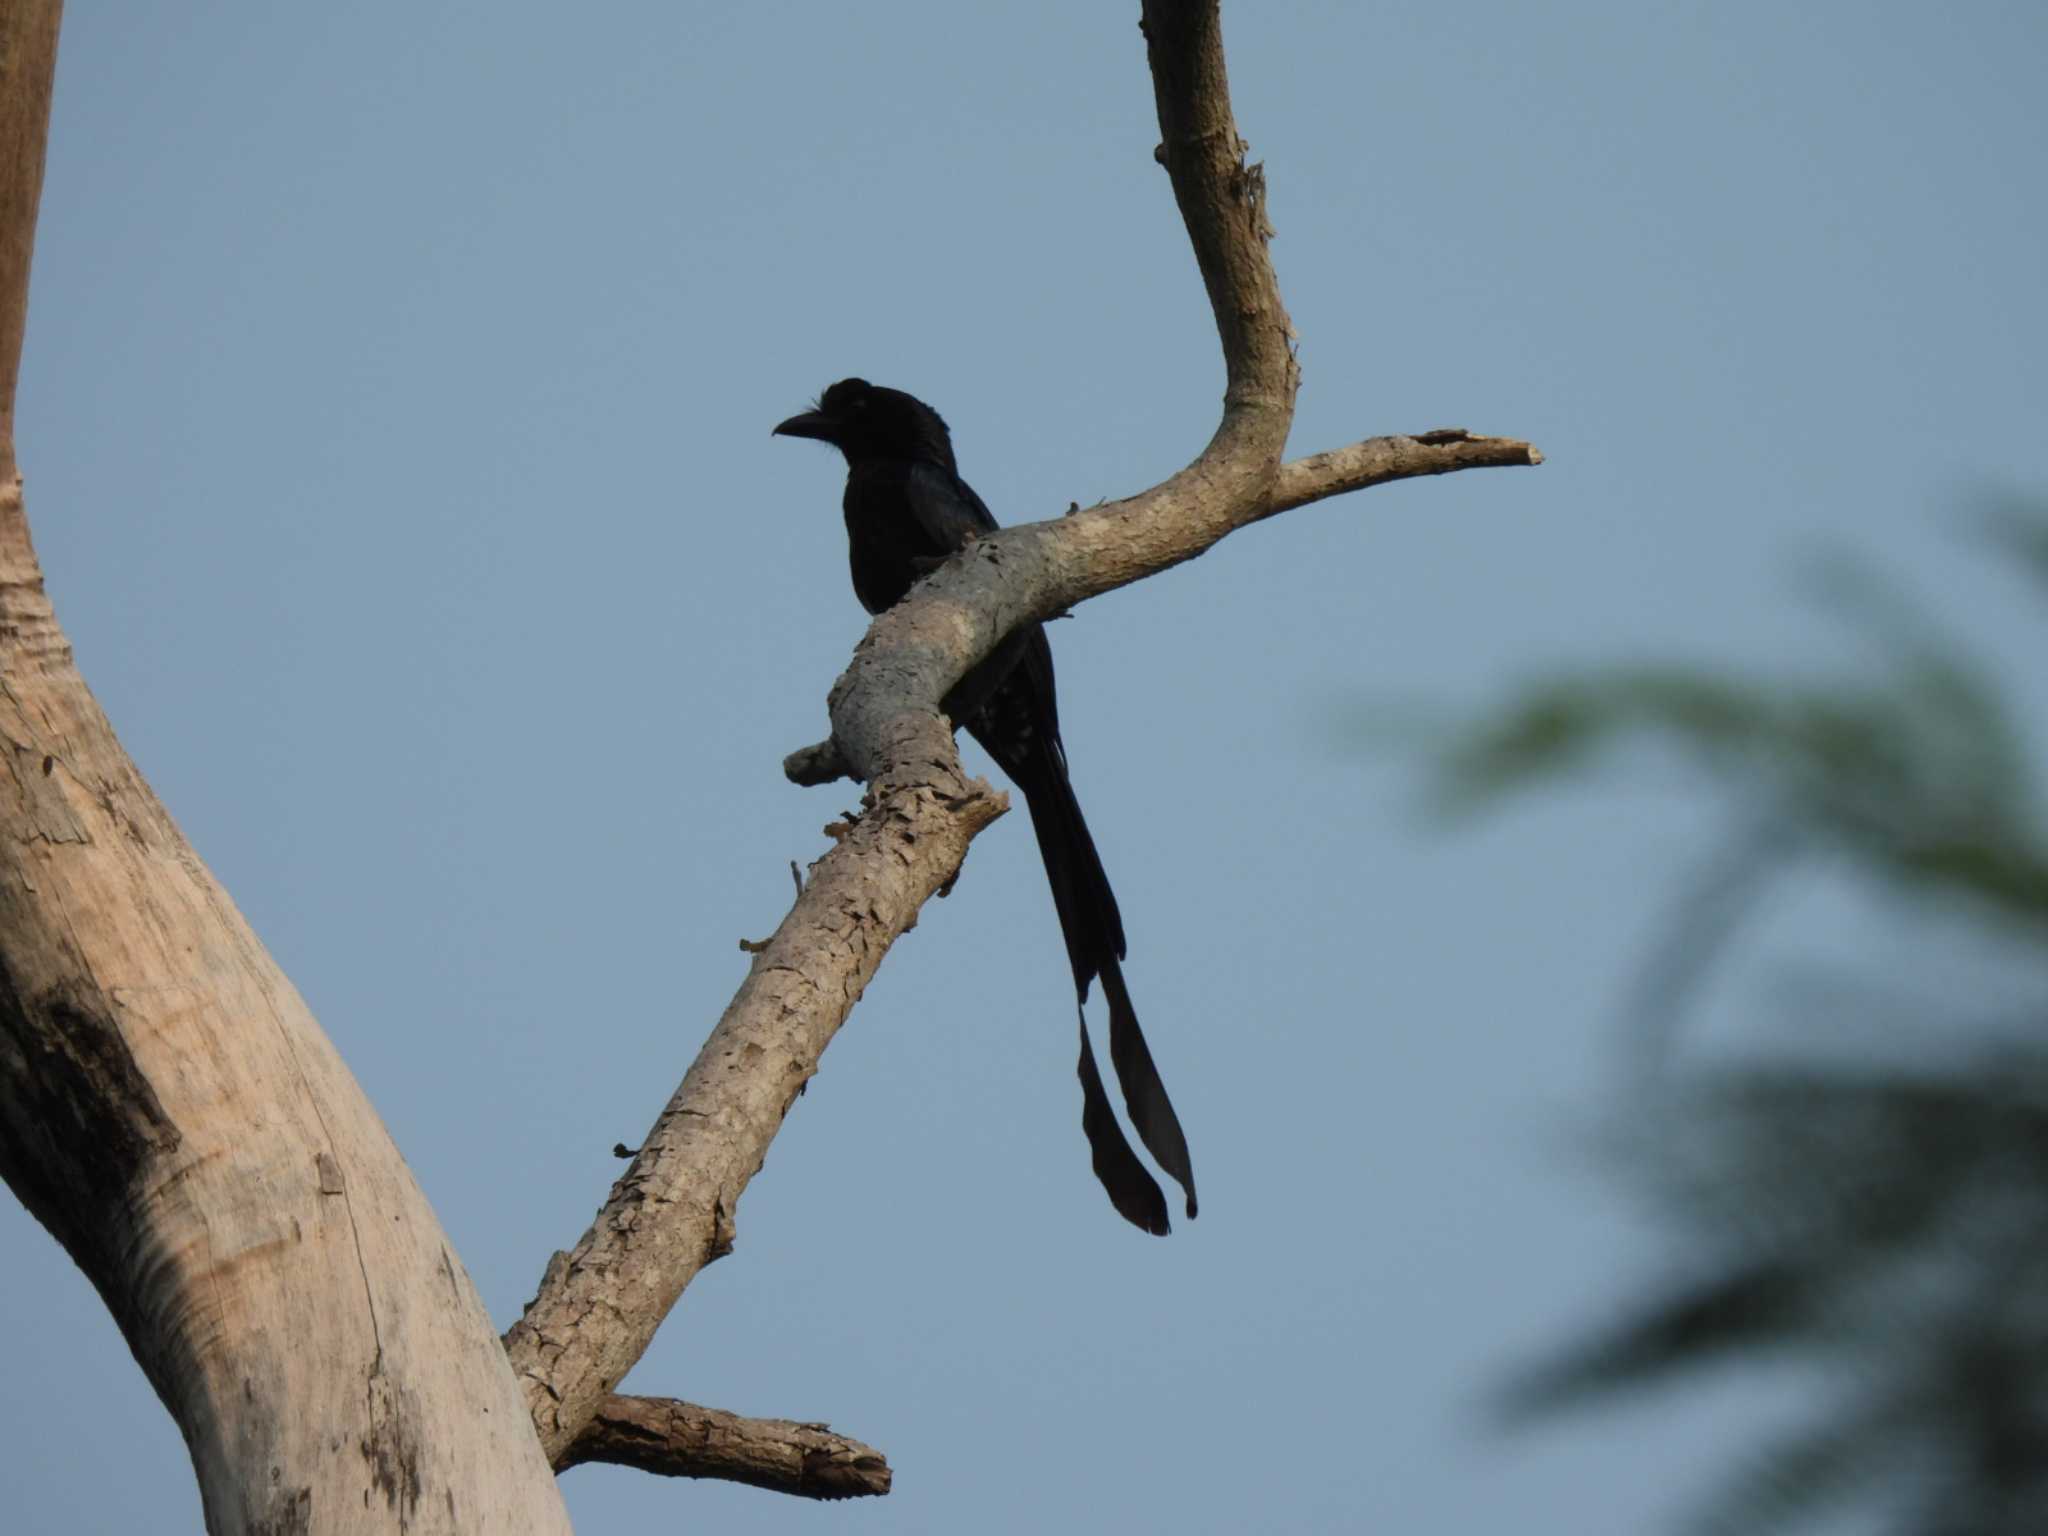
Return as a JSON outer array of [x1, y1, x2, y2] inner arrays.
[[841, 465, 931, 616]]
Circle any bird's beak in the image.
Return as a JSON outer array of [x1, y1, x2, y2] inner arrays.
[[772, 409, 838, 442]]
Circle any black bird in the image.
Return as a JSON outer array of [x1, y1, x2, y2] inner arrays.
[[775, 379, 1197, 1234]]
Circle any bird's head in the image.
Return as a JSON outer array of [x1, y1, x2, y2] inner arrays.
[[773, 378, 957, 470]]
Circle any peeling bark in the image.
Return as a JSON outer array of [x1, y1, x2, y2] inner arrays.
[[507, 0, 1538, 1471]]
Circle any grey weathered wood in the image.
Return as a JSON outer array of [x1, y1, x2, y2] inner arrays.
[[505, 0, 1539, 1469], [0, 0, 1539, 1518]]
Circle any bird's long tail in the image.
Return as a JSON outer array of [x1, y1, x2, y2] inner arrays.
[[1015, 749, 1198, 1233]]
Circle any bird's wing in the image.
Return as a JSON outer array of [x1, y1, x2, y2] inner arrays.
[[902, 459, 1001, 550]]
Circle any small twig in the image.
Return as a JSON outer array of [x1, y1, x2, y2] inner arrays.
[[783, 738, 851, 787]]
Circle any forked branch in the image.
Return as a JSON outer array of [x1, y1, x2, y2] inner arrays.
[[505, 0, 1539, 1479]]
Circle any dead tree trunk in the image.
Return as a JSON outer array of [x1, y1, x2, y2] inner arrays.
[[0, 2, 1536, 1529]]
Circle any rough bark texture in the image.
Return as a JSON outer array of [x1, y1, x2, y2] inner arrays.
[[0, 6, 572, 1531], [4, 0, 1538, 1517], [560, 1395, 891, 1499], [503, 759, 1008, 1460], [505, 0, 1537, 1471]]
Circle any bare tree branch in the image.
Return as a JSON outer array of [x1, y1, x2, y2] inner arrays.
[[506, 0, 1539, 1471], [777, 431, 1540, 790], [562, 1395, 890, 1500], [1, 0, 1540, 1513], [1269, 431, 1543, 517], [0, 0, 60, 487], [504, 763, 1007, 1465]]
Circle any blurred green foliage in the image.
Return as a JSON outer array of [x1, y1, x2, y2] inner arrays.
[[1441, 506, 2048, 1535]]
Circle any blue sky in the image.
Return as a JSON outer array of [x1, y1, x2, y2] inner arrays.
[[7, 3, 2046, 1531]]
